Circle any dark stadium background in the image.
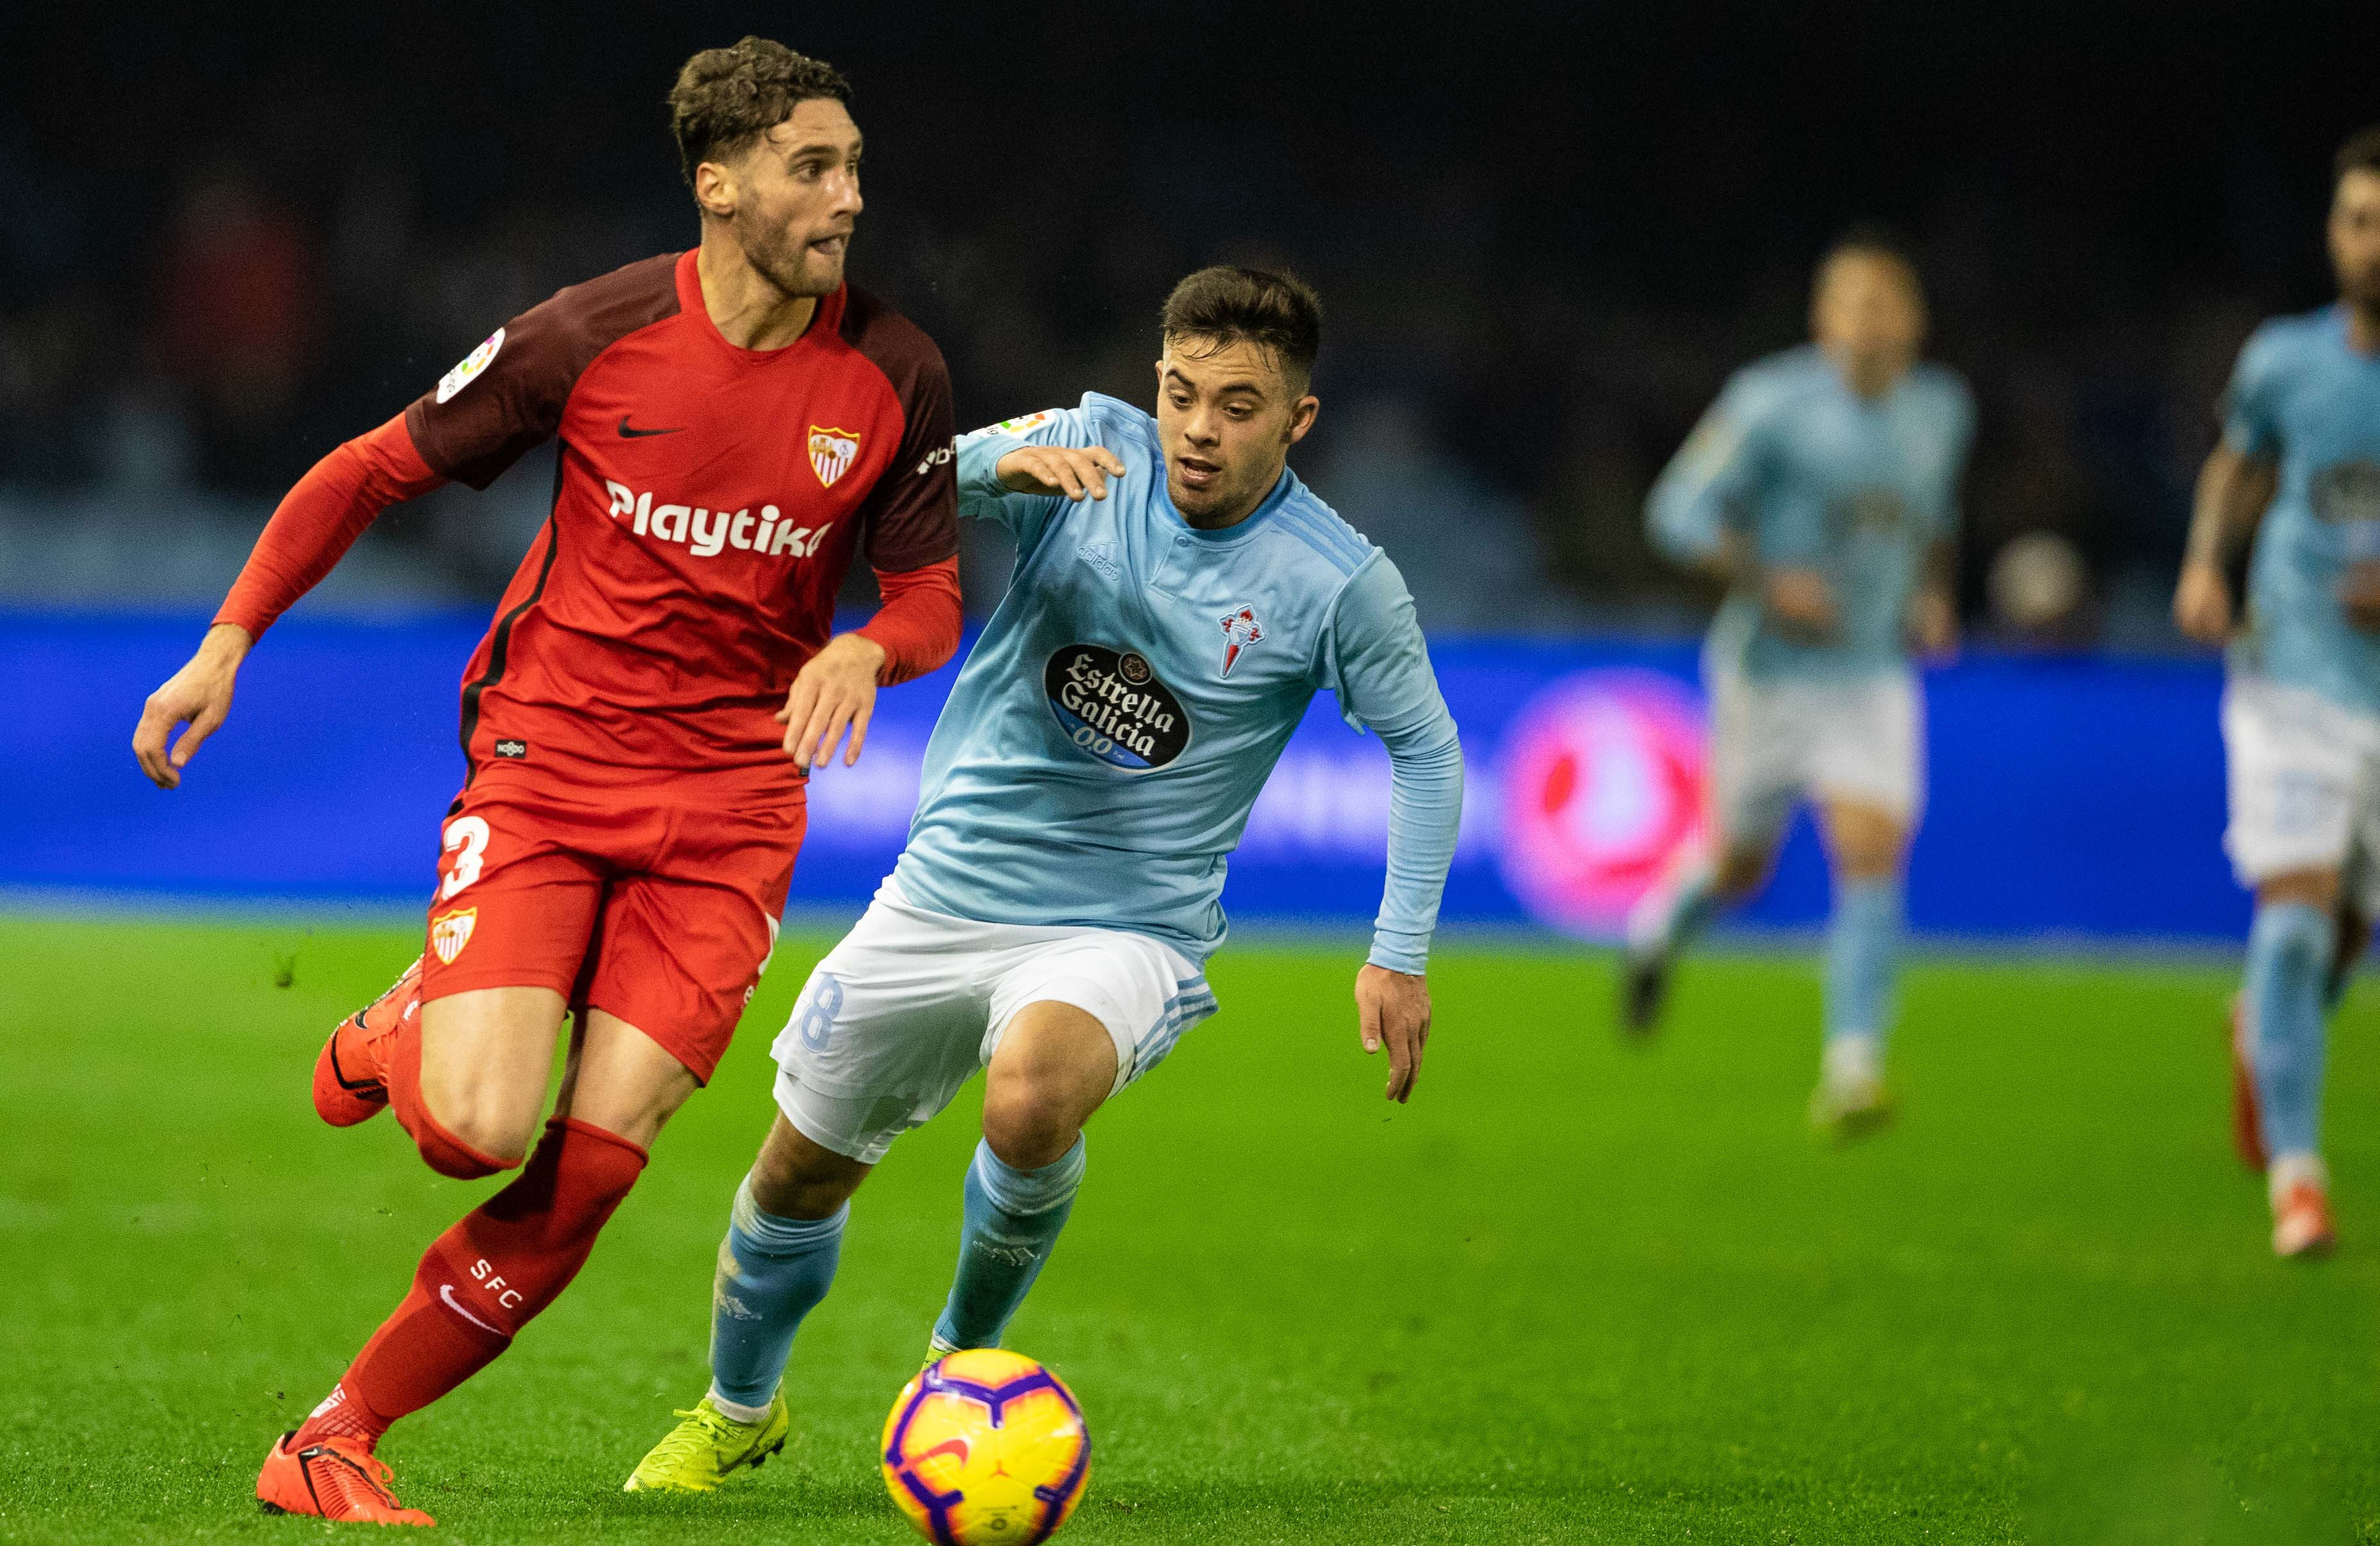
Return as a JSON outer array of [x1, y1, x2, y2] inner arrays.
[[3, 1, 2368, 632]]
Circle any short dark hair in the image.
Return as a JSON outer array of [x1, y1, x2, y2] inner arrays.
[[1820, 223, 1921, 277], [2336, 126, 2380, 188], [1816, 223, 1925, 300], [1160, 267, 1323, 387], [668, 37, 850, 188]]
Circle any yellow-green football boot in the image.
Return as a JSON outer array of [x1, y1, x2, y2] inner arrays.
[[623, 1393, 790, 1493]]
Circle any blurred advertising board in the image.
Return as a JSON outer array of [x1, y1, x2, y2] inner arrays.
[[2, 612, 2244, 941]]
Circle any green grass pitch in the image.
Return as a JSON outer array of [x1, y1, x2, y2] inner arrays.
[[2, 913, 2376, 1544]]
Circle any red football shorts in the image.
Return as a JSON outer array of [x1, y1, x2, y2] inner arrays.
[[418, 764, 804, 1082]]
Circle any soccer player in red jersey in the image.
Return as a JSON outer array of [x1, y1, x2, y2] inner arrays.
[[130, 39, 961, 1525]]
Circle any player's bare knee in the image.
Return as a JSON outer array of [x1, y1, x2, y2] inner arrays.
[[416, 986, 562, 1165], [980, 1075, 1088, 1172], [409, 1080, 526, 1172], [1824, 803, 1906, 881], [2260, 869, 2341, 911], [1835, 843, 1901, 884], [982, 1010, 1113, 1169], [748, 1113, 869, 1220], [431, 1106, 533, 1172]]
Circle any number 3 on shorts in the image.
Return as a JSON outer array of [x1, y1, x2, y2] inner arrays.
[[440, 816, 491, 900], [792, 973, 844, 1052]]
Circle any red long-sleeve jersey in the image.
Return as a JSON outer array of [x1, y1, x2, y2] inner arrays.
[[217, 250, 963, 794]]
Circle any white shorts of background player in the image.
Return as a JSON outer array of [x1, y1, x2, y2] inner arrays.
[[772, 881, 1219, 1165], [2223, 671, 2380, 911], [1706, 662, 1925, 846]]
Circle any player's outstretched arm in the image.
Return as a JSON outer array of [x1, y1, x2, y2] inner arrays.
[[133, 623, 252, 789], [2174, 442, 2277, 644], [130, 415, 443, 789], [1646, 388, 1761, 581], [1319, 554, 1466, 1103], [995, 445, 1127, 502]]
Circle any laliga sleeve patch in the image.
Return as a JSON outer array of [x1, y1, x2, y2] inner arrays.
[[991, 411, 1056, 435], [1045, 645, 1192, 770], [435, 328, 506, 404]]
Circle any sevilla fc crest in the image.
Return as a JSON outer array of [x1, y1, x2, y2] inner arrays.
[[808, 425, 861, 488], [431, 907, 477, 965], [1219, 605, 1264, 676]]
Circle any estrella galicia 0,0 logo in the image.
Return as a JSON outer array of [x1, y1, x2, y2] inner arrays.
[[1045, 644, 1192, 770]]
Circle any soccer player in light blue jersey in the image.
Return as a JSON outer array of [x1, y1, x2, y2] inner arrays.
[[626, 268, 1464, 1490], [2173, 128, 2380, 1259], [1625, 231, 1973, 1139]]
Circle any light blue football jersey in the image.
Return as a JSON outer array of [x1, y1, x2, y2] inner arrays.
[[2222, 304, 2380, 716], [1647, 344, 1974, 682], [889, 393, 1465, 972]]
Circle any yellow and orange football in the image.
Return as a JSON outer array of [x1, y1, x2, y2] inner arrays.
[[880, 1349, 1091, 1545]]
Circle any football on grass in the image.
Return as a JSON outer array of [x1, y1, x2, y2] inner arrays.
[[881, 1349, 1091, 1544]]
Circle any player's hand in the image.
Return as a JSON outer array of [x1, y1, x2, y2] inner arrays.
[[2340, 562, 2380, 633], [132, 623, 252, 789], [1908, 587, 1959, 660], [778, 633, 887, 771], [1762, 566, 1840, 643], [1355, 963, 1431, 1104], [996, 445, 1127, 502], [2173, 556, 2234, 644]]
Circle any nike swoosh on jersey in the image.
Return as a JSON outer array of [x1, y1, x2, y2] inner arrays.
[[438, 1284, 504, 1334], [617, 415, 685, 438]]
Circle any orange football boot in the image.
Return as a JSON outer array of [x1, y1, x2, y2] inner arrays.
[[256, 1432, 434, 1525], [2227, 994, 2266, 1172], [2272, 1178, 2336, 1260], [312, 957, 423, 1128]]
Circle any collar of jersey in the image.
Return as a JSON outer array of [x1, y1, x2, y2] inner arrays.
[[1816, 352, 1908, 414], [674, 250, 844, 363], [1162, 466, 1296, 544]]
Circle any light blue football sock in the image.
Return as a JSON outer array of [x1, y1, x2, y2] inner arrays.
[[2246, 900, 2334, 1162], [1824, 877, 1903, 1051], [707, 1175, 846, 1412], [932, 1136, 1086, 1352]]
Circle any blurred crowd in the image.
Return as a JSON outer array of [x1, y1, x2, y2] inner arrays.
[[0, 4, 2361, 643]]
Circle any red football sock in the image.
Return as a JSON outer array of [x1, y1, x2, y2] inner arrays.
[[293, 1117, 648, 1449]]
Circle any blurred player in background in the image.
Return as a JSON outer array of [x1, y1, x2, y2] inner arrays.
[[1627, 232, 1974, 1138], [130, 39, 963, 1523], [2173, 126, 2380, 1259], [622, 268, 1464, 1494]]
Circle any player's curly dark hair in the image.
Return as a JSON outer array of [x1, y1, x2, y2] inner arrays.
[[1161, 267, 1323, 388], [668, 37, 850, 188], [2337, 126, 2380, 187]]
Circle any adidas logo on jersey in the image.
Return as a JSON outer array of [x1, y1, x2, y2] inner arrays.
[[601, 480, 832, 560]]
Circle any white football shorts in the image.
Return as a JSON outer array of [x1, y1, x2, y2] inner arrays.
[[1706, 660, 1925, 845], [2222, 671, 2380, 908], [770, 880, 1219, 1165]]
